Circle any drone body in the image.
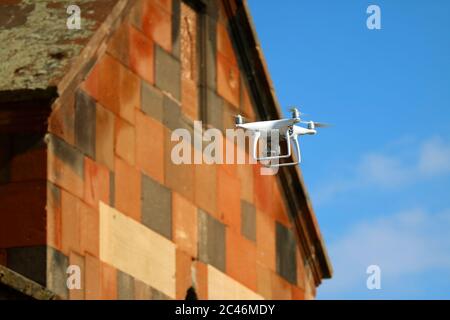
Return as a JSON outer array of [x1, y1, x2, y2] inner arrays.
[[235, 108, 328, 167]]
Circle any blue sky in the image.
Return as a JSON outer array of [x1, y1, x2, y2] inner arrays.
[[247, 0, 450, 299]]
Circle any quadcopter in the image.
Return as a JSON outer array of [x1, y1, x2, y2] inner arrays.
[[235, 107, 329, 167]]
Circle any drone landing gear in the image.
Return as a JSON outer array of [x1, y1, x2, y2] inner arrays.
[[252, 131, 302, 168]]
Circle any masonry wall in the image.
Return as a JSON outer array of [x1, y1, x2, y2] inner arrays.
[[4, 0, 317, 299]]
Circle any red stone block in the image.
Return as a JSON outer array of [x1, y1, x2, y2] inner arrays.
[[142, 1, 172, 52], [217, 52, 240, 108], [102, 262, 118, 300], [115, 157, 141, 222], [129, 24, 154, 85], [217, 166, 241, 227], [0, 181, 46, 248], [173, 192, 197, 257], [115, 118, 136, 166], [226, 229, 257, 292], [135, 111, 164, 184], [84, 157, 110, 209], [0, 249, 6, 266], [176, 249, 192, 299], [10, 148, 46, 182]]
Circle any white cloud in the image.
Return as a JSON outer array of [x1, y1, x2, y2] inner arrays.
[[313, 136, 450, 204], [318, 208, 450, 298], [418, 136, 450, 175]]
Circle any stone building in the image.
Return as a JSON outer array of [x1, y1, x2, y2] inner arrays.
[[0, 0, 332, 299]]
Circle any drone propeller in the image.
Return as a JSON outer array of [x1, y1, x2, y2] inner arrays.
[[299, 120, 332, 129]]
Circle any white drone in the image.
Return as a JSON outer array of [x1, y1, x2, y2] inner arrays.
[[235, 107, 329, 167]]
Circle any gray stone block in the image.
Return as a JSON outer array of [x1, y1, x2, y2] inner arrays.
[[47, 133, 84, 178], [141, 80, 164, 122], [74, 90, 96, 158], [241, 200, 256, 242], [6, 246, 47, 286], [142, 174, 172, 240], [117, 270, 135, 300], [155, 46, 181, 101], [198, 209, 226, 272], [275, 222, 297, 284], [47, 246, 69, 299]]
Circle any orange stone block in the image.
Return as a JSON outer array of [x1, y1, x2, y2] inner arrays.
[[61, 190, 81, 255], [115, 118, 136, 166], [83, 62, 100, 102], [217, 22, 237, 65], [252, 164, 274, 214], [96, 103, 115, 171], [271, 272, 292, 300], [84, 157, 110, 209], [142, 1, 172, 52], [129, 24, 154, 85], [164, 128, 195, 202], [272, 179, 290, 226], [217, 52, 240, 108], [69, 251, 85, 300], [194, 260, 208, 300], [135, 111, 164, 184], [102, 262, 118, 300], [194, 163, 217, 218], [217, 166, 241, 227], [256, 263, 272, 299], [85, 254, 102, 300], [181, 77, 198, 120], [173, 192, 197, 257], [256, 210, 276, 271], [80, 200, 99, 257], [226, 229, 257, 292], [47, 183, 62, 250], [176, 249, 192, 299], [291, 285, 305, 300], [115, 157, 141, 222], [119, 63, 140, 125], [98, 54, 121, 115]]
